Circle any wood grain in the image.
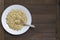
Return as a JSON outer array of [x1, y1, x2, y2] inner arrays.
[[5, 32, 56, 40], [57, 0, 60, 40], [0, 0, 4, 40]]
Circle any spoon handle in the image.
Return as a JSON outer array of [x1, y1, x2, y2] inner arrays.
[[30, 25, 35, 28], [19, 19, 35, 28], [24, 24, 35, 28]]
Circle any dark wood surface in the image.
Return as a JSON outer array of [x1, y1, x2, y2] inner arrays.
[[0, 0, 4, 40], [0, 0, 58, 40], [57, 0, 60, 40]]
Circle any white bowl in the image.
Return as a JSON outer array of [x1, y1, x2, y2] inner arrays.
[[1, 5, 32, 35]]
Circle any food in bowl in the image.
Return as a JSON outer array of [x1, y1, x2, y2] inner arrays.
[[6, 10, 27, 30]]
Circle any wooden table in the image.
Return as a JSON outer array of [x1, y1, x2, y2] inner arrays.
[[0, 0, 58, 40]]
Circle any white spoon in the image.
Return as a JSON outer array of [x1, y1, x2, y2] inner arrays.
[[23, 24, 35, 28], [15, 19, 35, 28]]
